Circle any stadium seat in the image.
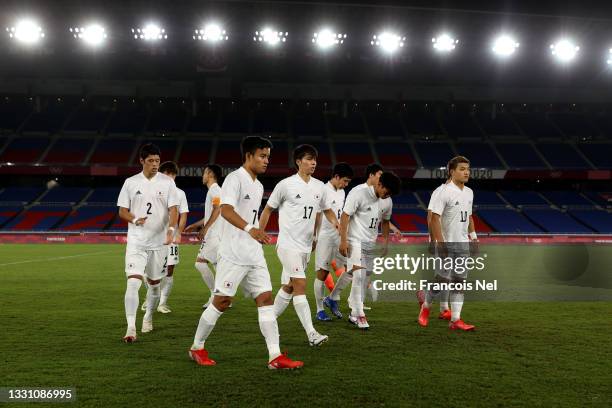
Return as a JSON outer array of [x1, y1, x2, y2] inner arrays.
[[442, 111, 483, 140], [522, 209, 594, 233], [215, 140, 243, 167], [182, 187, 206, 205], [86, 188, 121, 204], [392, 210, 428, 232], [187, 103, 219, 134], [178, 139, 211, 166], [268, 141, 290, 174], [495, 143, 547, 169], [252, 102, 288, 135], [401, 109, 443, 136], [375, 142, 417, 168], [477, 209, 543, 233], [0, 206, 22, 226], [186, 208, 204, 227], [328, 112, 365, 135], [64, 101, 110, 133], [89, 137, 137, 164], [146, 100, 188, 134], [334, 141, 374, 165], [106, 102, 148, 134], [0, 137, 50, 163], [43, 138, 94, 164], [0, 187, 45, 204], [57, 206, 117, 231], [512, 113, 561, 139], [310, 142, 332, 171], [364, 110, 405, 139], [219, 102, 250, 134], [293, 104, 327, 138], [536, 143, 589, 169], [455, 143, 504, 168], [474, 191, 506, 207], [549, 113, 598, 138], [39, 187, 90, 204], [500, 191, 548, 207], [576, 143, 612, 168], [22, 99, 74, 134], [543, 191, 593, 207], [0, 97, 32, 131], [476, 112, 521, 136], [392, 193, 420, 207], [569, 210, 612, 233], [414, 142, 455, 167], [3, 206, 72, 231]]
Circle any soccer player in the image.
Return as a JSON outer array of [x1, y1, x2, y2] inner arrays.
[[258, 145, 340, 346], [324, 163, 384, 318], [338, 172, 401, 329], [189, 136, 303, 369], [185, 164, 223, 309], [312, 162, 353, 321], [418, 156, 477, 331], [117, 143, 179, 342]]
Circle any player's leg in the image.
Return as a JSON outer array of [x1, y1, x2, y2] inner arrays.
[[290, 272, 328, 346], [141, 249, 166, 333], [123, 248, 147, 342], [248, 266, 303, 369], [325, 268, 351, 318], [195, 237, 219, 308], [448, 250, 474, 331], [159, 244, 179, 312], [314, 239, 333, 321], [272, 247, 295, 317]]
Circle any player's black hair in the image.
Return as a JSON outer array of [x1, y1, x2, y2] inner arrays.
[[379, 171, 402, 196], [447, 156, 470, 174], [159, 161, 179, 175], [205, 163, 223, 181], [241, 136, 273, 162], [139, 143, 161, 160], [293, 144, 318, 169], [332, 162, 354, 179], [365, 163, 384, 179]]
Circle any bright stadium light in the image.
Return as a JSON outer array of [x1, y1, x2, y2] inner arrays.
[[432, 33, 458, 52], [312, 28, 346, 49], [132, 23, 167, 41], [492, 35, 520, 57], [371, 31, 405, 54], [70, 24, 107, 47], [253, 27, 288, 46], [6, 19, 45, 44], [550, 39, 579, 63], [607, 48, 612, 65], [193, 23, 228, 42]]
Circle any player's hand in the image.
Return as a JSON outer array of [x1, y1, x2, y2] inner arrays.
[[380, 245, 389, 257], [134, 217, 147, 226], [184, 223, 196, 233], [393, 229, 402, 239], [174, 233, 182, 245], [312, 239, 317, 251], [249, 227, 271, 244], [339, 241, 349, 257], [469, 239, 479, 256], [436, 241, 448, 259], [197, 227, 208, 241], [164, 230, 174, 245]]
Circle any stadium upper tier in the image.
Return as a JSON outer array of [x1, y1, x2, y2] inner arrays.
[[0, 98, 611, 170], [0, 186, 609, 234]]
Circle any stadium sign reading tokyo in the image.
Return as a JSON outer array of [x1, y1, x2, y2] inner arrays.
[[179, 166, 237, 177], [413, 168, 507, 179]]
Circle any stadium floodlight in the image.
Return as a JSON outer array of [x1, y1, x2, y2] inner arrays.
[[193, 23, 228, 42], [312, 28, 346, 49], [132, 23, 167, 41], [371, 31, 405, 54], [70, 24, 107, 47], [432, 33, 458, 52], [492, 35, 520, 57], [6, 19, 45, 44], [607, 48, 612, 65], [550, 39, 579, 63], [253, 27, 288, 46]]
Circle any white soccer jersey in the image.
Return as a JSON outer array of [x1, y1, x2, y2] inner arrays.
[[427, 183, 447, 211], [218, 167, 266, 266], [343, 184, 392, 247], [175, 187, 190, 238], [319, 181, 345, 240], [203, 182, 223, 239], [429, 181, 473, 243], [117, 172, 179, 250], [267, 174, 330, 253]]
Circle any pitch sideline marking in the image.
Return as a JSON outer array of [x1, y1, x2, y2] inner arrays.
[[0, 250, 117, 267]]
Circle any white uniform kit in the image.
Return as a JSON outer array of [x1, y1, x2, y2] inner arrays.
[[315, 181, 345, 271], [168, 187, 189, 266], [198, 182, 223, 264], [342, 184, 392, 317], [429, 181, 473, 278], [215, 167, 272, 298], [117, 172, 179, 281], [267, 174, 330, 284]]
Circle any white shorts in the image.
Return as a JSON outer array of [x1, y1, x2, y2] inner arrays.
[[167, 244, 180, 266], [315, 235, 346, 271], [347, 241, 375, 273], [125, 246, 168, 281], [434, 247, 471, 280], [197, 235, 220, 265], [277, 246, 310, 285], [214, 257, 272, 299]]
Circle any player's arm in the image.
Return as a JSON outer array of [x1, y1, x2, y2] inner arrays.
[[389, 221, 401, 238], [221, 204, 270, 244], [322, 208, 340, 232], [165, 205, 178, 245], [185, 218, 205, 232], [258, 205, 276, 231], [338, 212, 351, 257], [259, 181, 283, 231], [118, 207, 146, 226], [312, 212, 322, 251], [175, 211, 188, 243], [197, 198, 222, 239], [381, 219, 391, 256], [427, 210, 434, 240]]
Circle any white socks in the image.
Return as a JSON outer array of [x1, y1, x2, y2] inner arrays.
[[192, 304, 223, 350], [195, 262, 215, 293], [293, 294, 315, 335], [273, 288, 293, 317], [258, 305, 281, 361], [450, 291, 464, 322], [144, 282, 160, 321], [159, 275, 174, 306], [314, 278, 325, 312], [440, 289, 449, 312], [124, 278, 142, 329], [348, 269, 364, 316], [330, 270, 352, 301]]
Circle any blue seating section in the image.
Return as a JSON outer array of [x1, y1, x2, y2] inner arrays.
[[365, 113, 404, 139], [495, 143, 546, 169], [58, 207, 116, 231], [477, 209, 543, 233], [500, 191, 548, 206], [414, 142, 455, 167], [393, 193, 420, 206], [474, 191, 506, 206], [513, 113, 560, 139], [0, 187, 44, 204], [40, 187, 90, 204], [476, 112, 520, 136], [577, 144, 612, 168], [522, 209, 593, 233], [329, 112, 365, 135], [3, 206, 72, 231], [442, 112, 482, 139], [569, 210, 612, 233], [455, 143, 504, 168], [0, 206, 21, 225], [0, 98, 31, 131], [536, 143, 589, 169], [543, 191, 592, 207]]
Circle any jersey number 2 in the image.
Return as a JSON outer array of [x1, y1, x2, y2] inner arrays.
[[146, 202, 152, 215]]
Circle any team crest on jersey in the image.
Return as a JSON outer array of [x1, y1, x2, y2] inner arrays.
[[244, 194, 250, 200], [223, 281, 233, 289], [315, 194, 320, 200], [128, 263, 135, 269]]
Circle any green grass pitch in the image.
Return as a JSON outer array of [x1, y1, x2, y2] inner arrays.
[[1, 243, 611, 407]]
